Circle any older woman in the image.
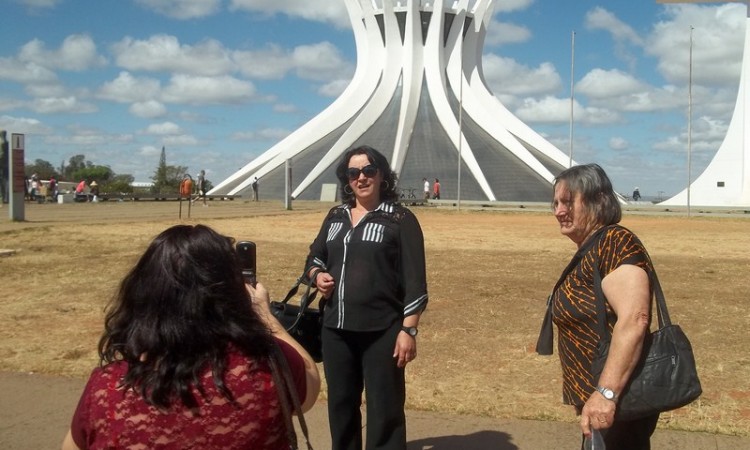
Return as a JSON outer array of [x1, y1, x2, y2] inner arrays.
[[547, 164, 658, 449], [62, 224, 320, 450], [305, 145, 428, 450]]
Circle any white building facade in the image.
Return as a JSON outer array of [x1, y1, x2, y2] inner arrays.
[[211, 0, 572, 201]]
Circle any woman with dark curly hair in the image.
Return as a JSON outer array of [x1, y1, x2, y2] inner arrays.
[[62, 224, 320, 450], [305, 145, 428, 450]]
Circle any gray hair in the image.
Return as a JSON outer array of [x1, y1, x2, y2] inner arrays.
[[553, 163, 621, 226]]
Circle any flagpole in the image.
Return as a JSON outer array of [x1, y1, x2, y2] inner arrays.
[[687, 25, 693, 218], [569, 30, 575, 168]]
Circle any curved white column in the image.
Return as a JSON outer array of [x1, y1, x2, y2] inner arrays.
[[662, 13, 749, 207], [213, 0, 575, 202]]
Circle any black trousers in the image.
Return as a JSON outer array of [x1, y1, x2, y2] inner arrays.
[[580, 413, 660, 450], [322, 323, 406, 450]]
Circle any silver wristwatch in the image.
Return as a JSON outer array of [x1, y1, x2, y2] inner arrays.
[[595, 386, 617, 402]]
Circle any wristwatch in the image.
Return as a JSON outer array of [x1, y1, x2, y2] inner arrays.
[[595, 386, 617, 402], [401, 326, 418, 337]]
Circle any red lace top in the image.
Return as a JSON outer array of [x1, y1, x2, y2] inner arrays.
[[70, 339, 306, 449]]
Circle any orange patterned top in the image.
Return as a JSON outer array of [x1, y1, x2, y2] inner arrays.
[[551, 225, 653, 406]]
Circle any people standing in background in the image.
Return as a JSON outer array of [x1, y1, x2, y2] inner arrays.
[[632, 187, 641, 202], [49, 176, 58, 202], [192, 170, 207, 206], [90, 181, 99, 202], [179, 174, 193, 200], [252, 177, 259, 201], [423, 177, 430, 200], [432, 178, 441, 200]]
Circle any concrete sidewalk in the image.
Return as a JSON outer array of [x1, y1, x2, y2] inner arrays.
[[1, 371, 747, 449]]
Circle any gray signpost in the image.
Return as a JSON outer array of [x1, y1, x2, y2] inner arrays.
[[9, 133, 25, 221]]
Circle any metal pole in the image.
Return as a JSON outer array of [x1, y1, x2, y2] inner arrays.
[[569, 31, 576, 168], [457, 21, 463, 211], [687, 26, 693, 218]]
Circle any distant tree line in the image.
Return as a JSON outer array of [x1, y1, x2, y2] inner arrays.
[[24, 146, 211, 195]]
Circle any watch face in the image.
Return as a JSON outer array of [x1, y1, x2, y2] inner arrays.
[[603, 390, 614, 399]]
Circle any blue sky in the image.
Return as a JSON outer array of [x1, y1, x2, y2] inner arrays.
[[1, 0, 746, 199]]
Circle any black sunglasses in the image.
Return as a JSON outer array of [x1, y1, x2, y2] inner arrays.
[[346, 164, 378, 180]]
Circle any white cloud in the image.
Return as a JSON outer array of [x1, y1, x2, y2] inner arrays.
[[228, 0, 350, 28], [609, 137, 629, 151], [112, 35, 234, 76], [134, 0, 222, 19], [292, 41, 352, 81], [161, 74, 257, 104], [494, 0, 534, 14], [30, 96, 98, 114], [0, 98, 26, 112], [483, 54, 562, 96], [585, 7, 644, 46], [515, 96, 622, 126], [272, 103, 298, 114], [0, 58, 58, 84], [18, 34, 106, 71], [231, 127, 290, 141], [13, 0, 61, 8], [0, 115, 52, 134], [234, 45, 294, 80], [485, 21, 532, 46], [130, 100, 168, 118], [98, 72, 162, 103], [143, 121, 184, 135], [646, 4, 744, 86], [317, 79, 350, 97], [576, 69, 646, 99], [163, 134, 200, 146]]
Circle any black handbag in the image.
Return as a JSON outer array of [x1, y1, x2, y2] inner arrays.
[[591, 254, 702, 421], [270, 271, 324, 363]]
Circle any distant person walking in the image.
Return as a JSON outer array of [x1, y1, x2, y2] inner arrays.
[[192, 170, 207, 206], [252, 177, 259, 201], [423, 177, 430, 200], [432, 178, 441, 200]]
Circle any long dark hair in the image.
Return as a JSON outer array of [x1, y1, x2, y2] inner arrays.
[[553, 163, 622, 226], [98, 224, 275, 409], [335, 145, 399, 206]]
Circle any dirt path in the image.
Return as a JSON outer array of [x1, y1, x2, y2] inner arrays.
[[2, 371, 748, 450]]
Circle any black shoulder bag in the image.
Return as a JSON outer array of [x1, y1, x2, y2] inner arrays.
[[591, 251, 702, 420], [270, 269, 325, 363]]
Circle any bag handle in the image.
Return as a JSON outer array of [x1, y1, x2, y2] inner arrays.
[[269, 343, 314, 450], [535, 226, 610, 355], [280, 268, 323, 333]]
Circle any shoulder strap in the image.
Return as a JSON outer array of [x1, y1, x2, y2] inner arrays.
[[591, 228, 671, 339], [535, 226, 610, 355], [269, 344, 314, 450]]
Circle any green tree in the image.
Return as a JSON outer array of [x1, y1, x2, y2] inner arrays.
[[103, 174, 135, 193], [71, 165, 114, 185], [151, 147, 187, 194], [25, 159, 59, 180], [63, 154, 89, 180]]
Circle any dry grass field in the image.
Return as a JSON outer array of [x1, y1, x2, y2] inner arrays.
[[1, 200, 748, 436]]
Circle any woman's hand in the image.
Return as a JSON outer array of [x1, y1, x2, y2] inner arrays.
[[313, 271, 335, 299], [393, 331, 417, 368], [246, 281, 271, 318], [580, 392, 616, 435]]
